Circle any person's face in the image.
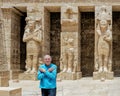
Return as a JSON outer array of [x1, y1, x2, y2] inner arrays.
[[44, 56, 52, 66]]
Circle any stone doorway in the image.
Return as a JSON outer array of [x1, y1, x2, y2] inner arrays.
[[113, 12, 120, 77], [50, 12, 61, 72], [81, 12, 94, 77], [20, 14, 27, 71]]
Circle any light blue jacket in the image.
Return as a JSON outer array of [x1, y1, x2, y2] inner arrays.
[[37, 63, 57, 89]]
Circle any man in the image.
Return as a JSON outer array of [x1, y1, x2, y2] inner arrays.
[[37, 55, 57, 96]]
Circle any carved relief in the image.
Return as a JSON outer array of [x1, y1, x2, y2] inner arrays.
[[95, 6, 112, 72], [61, 5, 78, 26], [38, 58, 43, 66], [60, 32, 78, 73], [23, 16, 42, 74]]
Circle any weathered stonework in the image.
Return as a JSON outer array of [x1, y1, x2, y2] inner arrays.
[[19, 73, 37, 80], [0, 76, 9, 87], [58, 5, 82, 80], [1, 0, 120, 80], [93, 5, 113, 80], [0, 87, 22, 96]]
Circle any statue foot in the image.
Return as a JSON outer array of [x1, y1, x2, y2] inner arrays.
[[62, 68, 67, 72], [98, 67, 103, 72], [67, 68, 72, 73], [24, 69, 31, 73], [30, 69, 37, 74], [104, 67, 108, 72]]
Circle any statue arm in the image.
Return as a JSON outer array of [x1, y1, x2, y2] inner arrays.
[[104, 31, 112, 42], [33, 31, 42, 43], [23, 33, 33, 42], [96, 29, 101, 36]]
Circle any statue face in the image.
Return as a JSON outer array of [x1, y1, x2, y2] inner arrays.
[[100, 20, 107, 28], [28, 21, 35, 29]]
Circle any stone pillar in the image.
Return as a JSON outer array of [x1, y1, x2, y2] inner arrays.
[[10, 8, 23, 80], [58, 5, 82, 80], [42, 7, 50, 56], [93, 5, 114, 80], [1, 6, 12, 71], [1, 6, 23, 80], [0, 7, 7, 70], [19, 5, 43, 80]]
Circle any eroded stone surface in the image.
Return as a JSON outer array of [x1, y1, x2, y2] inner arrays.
[[0, 87, 21, 96]]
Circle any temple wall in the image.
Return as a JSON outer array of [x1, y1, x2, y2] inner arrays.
[[0, 1, 120, 80]]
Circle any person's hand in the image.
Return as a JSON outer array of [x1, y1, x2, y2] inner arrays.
[[39, 68, 46, 73], [48, 68, 54, 72]]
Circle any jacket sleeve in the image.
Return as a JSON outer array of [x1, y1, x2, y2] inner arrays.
[[45, 66, 57, 79], [37, 68, 45, 80]]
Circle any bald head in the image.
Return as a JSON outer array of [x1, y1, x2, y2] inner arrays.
[[43, 55, 52, 65]]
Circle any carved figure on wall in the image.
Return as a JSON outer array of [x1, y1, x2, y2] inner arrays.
[[38, 57, 43, 67], [60, 35, 75, 73], [67, 38, 74, 73], [73, 56, 77, 72], [23, 16, 42, 74], [62, 52, 68, 72], [96, 6, 112, 72]]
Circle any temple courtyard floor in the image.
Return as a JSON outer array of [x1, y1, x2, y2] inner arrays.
[[9, 77, 120, 96]]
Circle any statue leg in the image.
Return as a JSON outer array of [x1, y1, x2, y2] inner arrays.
[[62, 53, 68, 72], [103, 56, 108, 72], [31, 54, 38, 74], [25, 55, 32, 73], [108, 59, 112, 72], [98, 55, 103, 72], [67, 55, 73, 73]]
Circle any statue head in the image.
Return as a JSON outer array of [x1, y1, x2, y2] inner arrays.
[[25, 16, 35, 29], [99, 19, 108, 29], [101, 6, 107, 13]]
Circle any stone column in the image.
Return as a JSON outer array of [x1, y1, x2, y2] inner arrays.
[[93, 5, 114, 80], [10, 8, 23, 79], [1, 6, 23, 80], [1, 6, 12, 71], [0, 6, 12, 81], [19, 5, 43, 80], [58, 5, 82, 80], [42, 7, 50, 56]]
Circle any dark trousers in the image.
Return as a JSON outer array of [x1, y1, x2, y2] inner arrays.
[[41, 88, 56, 96]]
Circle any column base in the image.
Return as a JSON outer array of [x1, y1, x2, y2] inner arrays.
[[0, 76, 9, 87], [0, 87, 21, 96], [19, 73, 37, 80], [57, 72, 82, 80], [93, 71, 114, 80], [10, 70, 22, 80], [0, 71, 9, 79]]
